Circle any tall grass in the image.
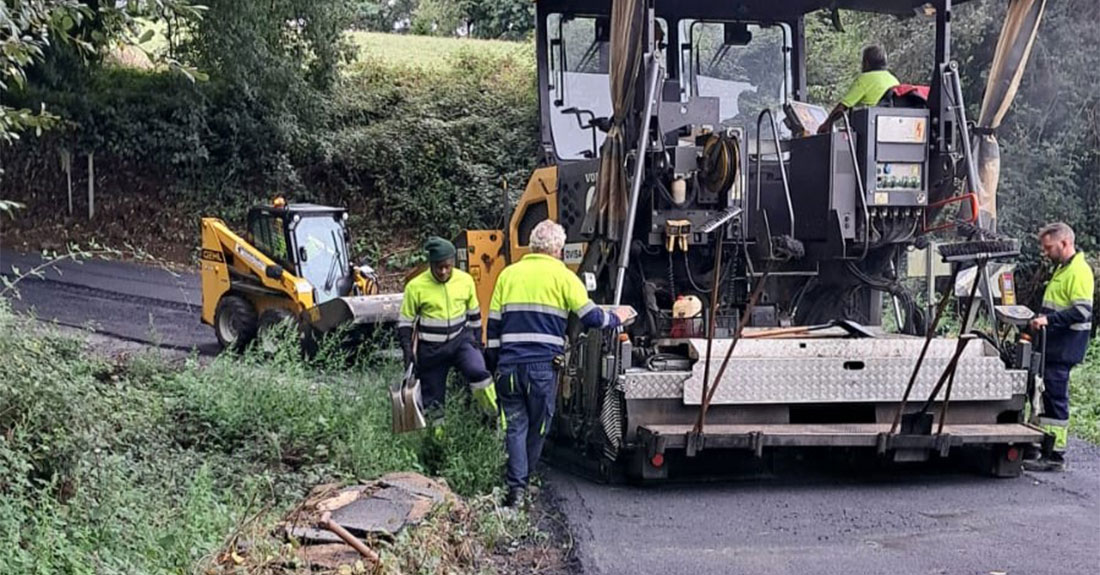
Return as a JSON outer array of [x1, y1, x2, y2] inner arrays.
[[1069, 339, 1100, 444], [0, 307, 505, 574], [349, 31, 531, 71]]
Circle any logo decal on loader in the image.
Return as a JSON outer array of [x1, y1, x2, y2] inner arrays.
[[235, 244, 264, 270]]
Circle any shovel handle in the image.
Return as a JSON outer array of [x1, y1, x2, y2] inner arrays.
[[741, 325, 813, 339], [319, 511, 380, 563]]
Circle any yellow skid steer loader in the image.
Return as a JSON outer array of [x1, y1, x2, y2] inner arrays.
[[199, 198, 402, 350]]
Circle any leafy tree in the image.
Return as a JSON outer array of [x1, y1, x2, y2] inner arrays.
[[459, 0, 534, 40], [180, 0, 356, 92], [1, 1, 91, 143], [356, 0, 417, 32], [407, 0, 532, 39], [1, 1, 203, 143]]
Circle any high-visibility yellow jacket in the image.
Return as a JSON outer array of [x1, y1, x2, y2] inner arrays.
[[398, 269, 481, 361], [487, 253, 619, 367], [1041, 251, 1094, 364]]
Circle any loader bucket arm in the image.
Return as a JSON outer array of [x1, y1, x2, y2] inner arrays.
[[199, 217, 315, 325]]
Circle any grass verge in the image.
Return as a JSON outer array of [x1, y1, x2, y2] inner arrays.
[[1069, 339, 1100, 443], [0, 305, 551, 574]]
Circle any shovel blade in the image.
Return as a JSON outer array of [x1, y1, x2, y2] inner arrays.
[[832, 319, 875, 338], [392, 364, 426, 433]]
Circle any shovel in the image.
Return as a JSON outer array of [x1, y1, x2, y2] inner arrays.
[[391, 362, 427, 433], [741, 319, 874, 340]]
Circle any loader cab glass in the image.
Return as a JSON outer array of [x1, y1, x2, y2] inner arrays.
[[248, 214, 291, 266], [680, 20, 792, 140], [545, 14, 667, 161], [291, 214, 351, 305]]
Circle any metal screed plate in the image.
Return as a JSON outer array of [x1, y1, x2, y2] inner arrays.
[[620, 337, 1026, 404]]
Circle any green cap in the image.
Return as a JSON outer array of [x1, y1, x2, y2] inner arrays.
[[424, 236, 456, 263]]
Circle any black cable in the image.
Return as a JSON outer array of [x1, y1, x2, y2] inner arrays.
[[682, 250, 708, 294], [667, 248, 677, 300]]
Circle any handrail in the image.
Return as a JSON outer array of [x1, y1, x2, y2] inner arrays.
[[838, 111, 870, 261], [612, 54, 664, 305], [753, 109, 794, 257]]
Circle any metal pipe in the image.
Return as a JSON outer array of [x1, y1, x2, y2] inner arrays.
[[613, 54, 663, 304], [694, 264, 772, 434], [839, 111, 870, 260], [699, 226, 726, 412], [889, 265, 960, 435], [766, 111, 795, 235], [753, 109, 794, 249], [944, 62, 986, 230]]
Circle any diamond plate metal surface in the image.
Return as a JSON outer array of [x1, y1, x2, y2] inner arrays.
[[624, 337, 1026, 404], [621, 371, 689, 399]]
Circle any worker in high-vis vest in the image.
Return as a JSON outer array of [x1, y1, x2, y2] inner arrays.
[[486, 220, 634, 507], [398, 237, 497, 420], [817, 45, 899, 134], [1026, 222, 1094, 472]]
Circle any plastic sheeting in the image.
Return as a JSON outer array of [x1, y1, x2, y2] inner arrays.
[[973, 0, 1047, 231]]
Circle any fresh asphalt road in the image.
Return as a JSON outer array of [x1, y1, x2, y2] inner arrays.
[[3, 251, 1098, 575], [1, 250, 218, 353], [549, 447, 1099, 575]]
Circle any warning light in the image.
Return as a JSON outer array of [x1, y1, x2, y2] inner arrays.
[[650, 453, 665, 468], [273, 196, 286, 208], [1006, 447, 1020, 462]]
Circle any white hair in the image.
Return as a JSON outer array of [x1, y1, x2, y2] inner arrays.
[[529, 220, 567, 255]]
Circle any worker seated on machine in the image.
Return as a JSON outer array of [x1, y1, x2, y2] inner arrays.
[[817, 45, 899, 134]]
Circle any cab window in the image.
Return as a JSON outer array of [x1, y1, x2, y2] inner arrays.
[[249, 215, 289, 265]]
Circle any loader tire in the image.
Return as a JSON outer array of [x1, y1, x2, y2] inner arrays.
[[257, 308, 299, 354], [214, 294, 258, 351]]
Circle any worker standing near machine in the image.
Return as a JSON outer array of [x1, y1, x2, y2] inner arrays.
[[486, 220, 633, 507], [398, 237, 497, 423], [817, 45, 899, 133], [1026, 222, 1094, 472]]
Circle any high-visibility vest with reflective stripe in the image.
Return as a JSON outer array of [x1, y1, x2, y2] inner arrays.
[[399, 268, 481, 344], [488, 253, 618, 366], [1041, 251, 1094, 364]]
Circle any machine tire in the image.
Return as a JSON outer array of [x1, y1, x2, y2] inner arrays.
[[214, 294, 259, 351], [257, 308, 299, 354]]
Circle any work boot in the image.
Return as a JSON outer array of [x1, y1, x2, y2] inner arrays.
[[1023, 452, 1066, 472], [503, 486, 526, 508]]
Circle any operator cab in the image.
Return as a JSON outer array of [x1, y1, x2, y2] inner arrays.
[[246, 201, 354, 305]]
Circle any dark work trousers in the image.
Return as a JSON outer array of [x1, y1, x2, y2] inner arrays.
[[417, 337, 491, 413], [1042, 361, 1072, 422], [496, 361, 557, 489]]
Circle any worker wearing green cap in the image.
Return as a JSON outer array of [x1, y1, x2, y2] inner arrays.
[[398, 236, 498, 420]]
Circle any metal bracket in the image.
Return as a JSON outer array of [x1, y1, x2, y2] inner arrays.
[[685, 431, 704, 457], [936, 433, 953, 458], [750, 431, 764, 458], [876, 432, 890, 456]]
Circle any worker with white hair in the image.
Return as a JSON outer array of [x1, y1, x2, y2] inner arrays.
[[486, 219, 633, 506]]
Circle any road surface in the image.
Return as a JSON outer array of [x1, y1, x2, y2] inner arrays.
[[3, 252, 1098, 575]]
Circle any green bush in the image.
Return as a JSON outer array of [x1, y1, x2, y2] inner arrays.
[[0, 305, 505, 574], [1, 42, 537, 254], [1070, 339, 1100, 444]]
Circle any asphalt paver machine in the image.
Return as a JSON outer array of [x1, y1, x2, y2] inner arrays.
[[460, 0, 1051, 479]]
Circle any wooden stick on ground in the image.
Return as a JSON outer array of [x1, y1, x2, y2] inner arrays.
[[319, 511, 381, 564]]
